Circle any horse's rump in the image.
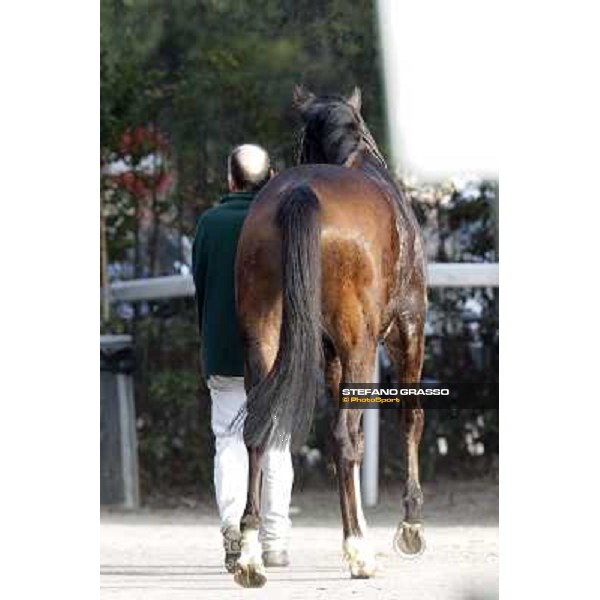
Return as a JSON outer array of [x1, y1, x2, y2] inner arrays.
[[235, 165, 408, 449]]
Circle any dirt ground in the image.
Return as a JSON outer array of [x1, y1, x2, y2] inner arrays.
[[101, 480, 498, 600]]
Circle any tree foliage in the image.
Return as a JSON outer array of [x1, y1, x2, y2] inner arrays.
[[101, 0, 388, 497], [101, 1, 498, 498], [101, 0, 385, 253]]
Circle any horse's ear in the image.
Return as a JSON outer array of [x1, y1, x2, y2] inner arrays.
[[347, 86, 362, 112], [293, 85, 315, 113]]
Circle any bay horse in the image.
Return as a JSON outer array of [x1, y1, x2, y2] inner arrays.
[[233, 86, 427, 587]]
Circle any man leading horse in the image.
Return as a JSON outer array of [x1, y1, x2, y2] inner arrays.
[[192, 144, 294, 574]]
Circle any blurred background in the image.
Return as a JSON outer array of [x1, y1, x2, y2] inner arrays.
[[100, 0, 498, 506]]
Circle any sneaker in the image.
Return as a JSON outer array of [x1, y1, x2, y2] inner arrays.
[[222, 526, 242, 573], [262, 549, 290, 567]]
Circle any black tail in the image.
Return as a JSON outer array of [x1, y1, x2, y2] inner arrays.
[[244, 184, 322, 451]]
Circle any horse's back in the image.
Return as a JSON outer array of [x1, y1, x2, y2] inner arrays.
[[242, 164, 401, 260], [237, 164, 415, 342]]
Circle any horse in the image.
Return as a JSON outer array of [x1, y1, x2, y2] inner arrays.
[[232, 86, 427, 587]]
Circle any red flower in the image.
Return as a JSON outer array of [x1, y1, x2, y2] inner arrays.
[[155, 172, 173, 195], [133, 126, 146, 147], [119, 129, 132, 154], [132, 177, 148, 198]]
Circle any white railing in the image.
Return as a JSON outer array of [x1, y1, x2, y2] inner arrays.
[[104, 262, 499, 303], [103, 262, 498, 508]]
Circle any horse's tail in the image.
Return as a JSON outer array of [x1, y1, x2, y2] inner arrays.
[[244, 184, 322, 451]]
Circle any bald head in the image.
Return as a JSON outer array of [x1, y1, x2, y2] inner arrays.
[[227, 144, 271, 192]]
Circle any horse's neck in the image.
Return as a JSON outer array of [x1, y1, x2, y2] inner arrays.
[[353, 151, 401, 195], [351, 151, 416, 226]]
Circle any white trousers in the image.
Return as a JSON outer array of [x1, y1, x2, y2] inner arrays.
[[208, 375, 293, 552]]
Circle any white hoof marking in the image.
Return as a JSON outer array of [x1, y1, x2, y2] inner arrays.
[[343, 535, 378, 578], [237, 528, 265, 572]]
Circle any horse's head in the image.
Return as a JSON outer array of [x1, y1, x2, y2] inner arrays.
[[294, 86, 385, 168]]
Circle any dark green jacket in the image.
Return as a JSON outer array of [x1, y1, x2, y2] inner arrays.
[[192, 192, 254, 378]]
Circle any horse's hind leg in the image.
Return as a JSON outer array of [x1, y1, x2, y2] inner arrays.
[[234, 445, 266, 587], [331, 338, 378, 578], [234, 324, 279, 588], [384, 312, 427, 557]]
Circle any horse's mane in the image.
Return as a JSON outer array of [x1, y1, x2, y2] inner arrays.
[[297, 96, 387, 170], [296, 93, 418, 231]]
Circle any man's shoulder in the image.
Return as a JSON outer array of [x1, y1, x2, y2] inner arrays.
[[198, 203, 224, 221], [197, 200, 250, 229], [195, 204, 224, 232]]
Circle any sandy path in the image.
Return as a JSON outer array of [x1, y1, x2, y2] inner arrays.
[[101, 481, 498, 600]]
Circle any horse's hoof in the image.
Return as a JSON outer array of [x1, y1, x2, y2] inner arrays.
[[343, 536, 378, 579], [350, 564, 377, 579], [233, 563, 267, 588], [393, 522, 426, 558]]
